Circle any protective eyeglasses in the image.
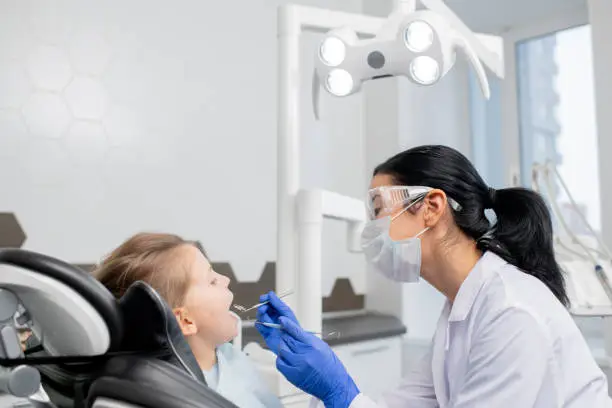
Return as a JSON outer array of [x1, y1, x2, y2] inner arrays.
[[365, 185, 462, 220]]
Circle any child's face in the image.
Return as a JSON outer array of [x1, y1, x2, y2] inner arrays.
[[174, 245, 237, 346]]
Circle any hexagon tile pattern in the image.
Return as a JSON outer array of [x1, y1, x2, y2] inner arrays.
[[22, 93, 71, 139], [73, 259, 366, 315], [0, 213, 27, 248], [68, 28, 112, 76], [0, 11, 367, 316], [213, 262, 365, 319], [322, 279, 365, 313], [64, 77, 108, 120], [27, 45, 73, 91]]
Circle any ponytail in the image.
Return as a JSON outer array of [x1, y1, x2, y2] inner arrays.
[[374, 145, 569, 307], [478, 188, 569, 306]]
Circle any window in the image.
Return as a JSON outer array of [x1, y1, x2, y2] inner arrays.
[[516, 25, 600, 235]]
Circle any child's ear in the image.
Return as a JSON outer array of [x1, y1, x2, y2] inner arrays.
[[173, 307, 198, 336]]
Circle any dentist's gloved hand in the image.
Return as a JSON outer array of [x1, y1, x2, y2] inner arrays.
[[256, 291, 299, 353], [277, 317, 360, 408]]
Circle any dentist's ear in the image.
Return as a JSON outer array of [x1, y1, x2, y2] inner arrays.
[[423, 190, 448, 227], [174, 307, 198, 336]]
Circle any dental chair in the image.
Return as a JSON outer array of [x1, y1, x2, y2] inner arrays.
[[0, 248, 238, 408]]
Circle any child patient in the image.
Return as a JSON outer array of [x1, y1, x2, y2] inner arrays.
[[93, 232, 283, 408]]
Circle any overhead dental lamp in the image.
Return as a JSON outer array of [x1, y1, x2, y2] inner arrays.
[[312, 1, 500, 118], [276, 0, 504, 339]]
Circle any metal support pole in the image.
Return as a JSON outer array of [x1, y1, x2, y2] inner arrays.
[[276, 5, 302, 315]]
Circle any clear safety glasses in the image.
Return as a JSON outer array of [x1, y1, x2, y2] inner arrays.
[[365, 185, 462, 220]]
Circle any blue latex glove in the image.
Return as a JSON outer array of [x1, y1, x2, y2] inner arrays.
[[277, 317, 360, 408], [256, 291, 299, 353]]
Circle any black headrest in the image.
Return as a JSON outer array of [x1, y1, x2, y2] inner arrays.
[[116, 281, 206, 384], [0, 248, 122, 349], [28, 281, 206, 407], [86, 357, 238, 408]]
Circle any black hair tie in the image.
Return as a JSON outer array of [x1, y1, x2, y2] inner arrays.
[[486, 187, 497, 209]]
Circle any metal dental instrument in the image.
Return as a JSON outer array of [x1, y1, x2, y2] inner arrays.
[[254, 321, 340, 339], [232, 290, 295, 314]]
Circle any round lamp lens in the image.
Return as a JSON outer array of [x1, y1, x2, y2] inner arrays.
[[325, 69, 354, 96], [404, 21, 434, 52], [410, 56, 440, 85], [320, 37, 346, 66]]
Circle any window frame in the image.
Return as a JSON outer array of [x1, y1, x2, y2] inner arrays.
[[500, 6, 590, 187]]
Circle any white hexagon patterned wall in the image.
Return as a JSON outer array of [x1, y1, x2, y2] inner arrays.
[[0, 62, 31, 109], [65, 77, 109, 120], [68, 28, 112, 76], [27, 45, 73, 91], [22, 93, 71, 139], [0, 0, 367, 311]]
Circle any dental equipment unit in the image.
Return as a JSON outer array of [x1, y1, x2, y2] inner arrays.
[[270, 2, 505, 402], [277, 0, 504, 331], [532, 162, 612, 369], [275, 1, 503, 401], [532, 162, 612, 312]]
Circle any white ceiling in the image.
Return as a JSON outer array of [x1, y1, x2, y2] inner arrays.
[[443, 0, 587, 33]]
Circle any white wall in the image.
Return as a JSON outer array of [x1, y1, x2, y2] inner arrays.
[[0, 0, 365, 296], [398, 60, 472, 154], [0, 1, 477, 337]]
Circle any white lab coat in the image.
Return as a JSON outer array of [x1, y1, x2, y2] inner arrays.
[[351, 251, 612, 408]]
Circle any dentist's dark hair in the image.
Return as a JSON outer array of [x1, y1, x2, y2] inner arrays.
[[374, 145, 568, 306]]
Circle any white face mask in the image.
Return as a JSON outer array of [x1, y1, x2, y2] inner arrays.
[[360, 210, 429, 282]]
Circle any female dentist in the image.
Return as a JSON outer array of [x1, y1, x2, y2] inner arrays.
[[257, 145, 612, 408]]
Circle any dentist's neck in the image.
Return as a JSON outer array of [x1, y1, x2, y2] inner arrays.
[[188, 337, 217, 371], [425, 237, 482, 303]]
